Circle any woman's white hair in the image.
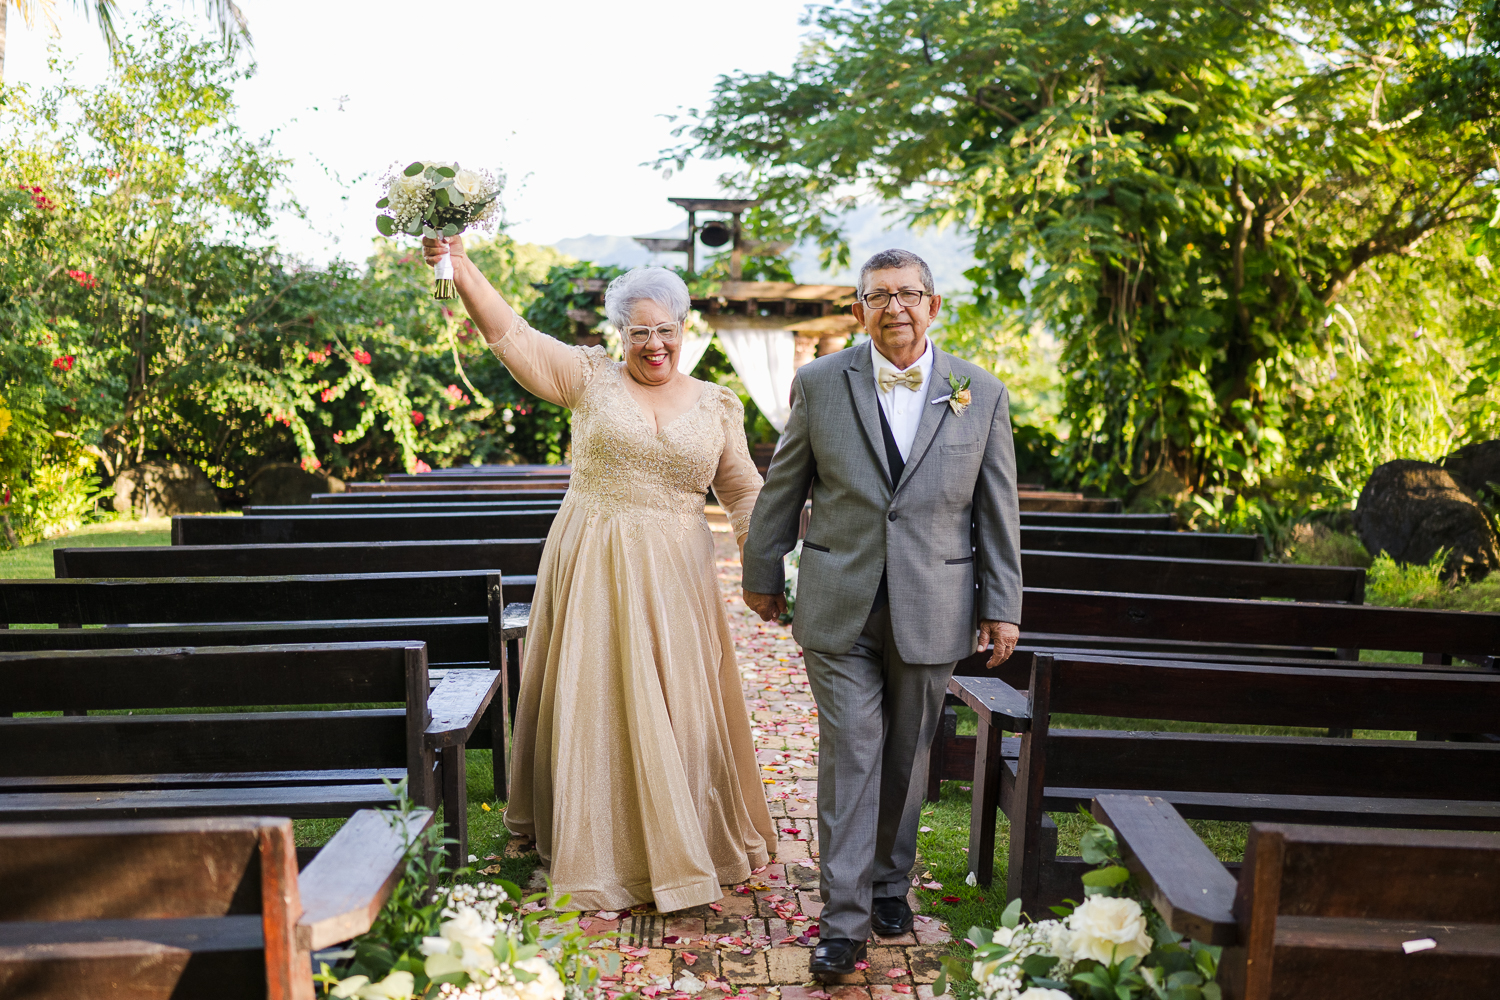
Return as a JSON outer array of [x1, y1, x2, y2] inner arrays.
[[604, 267, 692, 329]]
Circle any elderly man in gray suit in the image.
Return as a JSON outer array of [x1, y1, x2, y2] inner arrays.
[[741, 248, 1022, 976]]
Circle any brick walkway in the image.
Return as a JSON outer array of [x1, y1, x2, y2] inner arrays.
[[544, 522, 953, 999]]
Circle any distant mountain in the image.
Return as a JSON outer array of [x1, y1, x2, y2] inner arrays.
[[546, 204, 978, 294]]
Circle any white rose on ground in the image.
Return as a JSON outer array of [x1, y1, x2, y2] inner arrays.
[[1067, 895, 1152, 965], [513, 956, 565, 1000], [1016, 989, 1071, 1000]]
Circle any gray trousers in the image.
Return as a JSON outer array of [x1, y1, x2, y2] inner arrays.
[[803, 604, 957, 941]]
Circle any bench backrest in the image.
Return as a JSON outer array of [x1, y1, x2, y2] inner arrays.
[[55, 540, 546, 579], [0, 570, 525, 625], [1027, 653, 1500, 802], [312, 489, 569, 505], [1017, 496, 1122, 513], [247, 499, 562, 516], [1018, 513, 1175, 530], [1017, 527, 1262, 560], [1021, 551, 1363, 603], [172, 510, 557, 545], [0, 643, 429, 779], [346, 479, 565, 493]]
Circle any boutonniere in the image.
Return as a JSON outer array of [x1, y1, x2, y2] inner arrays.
[[945, 372, 971, 415]]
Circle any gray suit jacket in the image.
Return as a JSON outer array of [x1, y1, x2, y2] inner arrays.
[[742, 341, 1023, 665]]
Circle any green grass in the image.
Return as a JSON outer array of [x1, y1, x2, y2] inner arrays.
[[0, 518, 172, 578]]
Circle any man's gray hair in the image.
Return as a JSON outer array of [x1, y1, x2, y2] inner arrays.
[[857, 248, 935, 298], [604, 267, 692, 328]]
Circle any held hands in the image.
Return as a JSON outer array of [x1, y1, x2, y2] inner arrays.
[[979, 620, 1020, 668], [743, 588, 786, 623], [421, 235, 466, 268]]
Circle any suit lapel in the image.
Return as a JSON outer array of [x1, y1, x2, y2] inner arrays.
[[895, 348, 951, 494], [844, 346, 893, 489]]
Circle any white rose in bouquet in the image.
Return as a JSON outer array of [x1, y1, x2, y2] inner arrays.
[[1067, 895, 1152, 965], [375, 160, 502, 299], [1016, 989, 1072, 1000], [513, 956, 566, 1000], [421, 907, 499, 978]]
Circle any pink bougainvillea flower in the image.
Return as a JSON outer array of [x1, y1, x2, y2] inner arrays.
[[300, 457, 321, 471], [332, 431, 344, 443], [307, 350, 327, 363], [353, 349, 372, 365], [320, 388, 337, 402], [66, 270, 97, 290], [52, 356, 75, 372], [413, 459, 432, 473], [410, 410, 424, 425]]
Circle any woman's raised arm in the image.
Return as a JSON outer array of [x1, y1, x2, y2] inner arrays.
[[423, 236, 589, 408]]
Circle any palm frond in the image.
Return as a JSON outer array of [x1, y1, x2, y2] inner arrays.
[[192, 0, 252, 52]]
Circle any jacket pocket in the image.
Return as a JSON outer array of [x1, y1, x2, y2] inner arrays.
[[803, 541, 831, 553], [940, 440, 984, 455], [944, 555, 974, 565]]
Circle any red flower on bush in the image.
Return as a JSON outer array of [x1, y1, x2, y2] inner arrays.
[[307, 350, 327, 363], [320, 388, 337, 402], [410, 410, 425, 425], [66, 270, 97, 290], [353, 349, 372, 365], [52, 355, 75, 372], [412, 459, 432, 474], [300, 457, 321, 471], [26, 186, 56, 211], [443, 383, 471, 410]]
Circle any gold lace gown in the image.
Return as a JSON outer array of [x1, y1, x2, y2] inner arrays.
[[492, 320, 774, 912]]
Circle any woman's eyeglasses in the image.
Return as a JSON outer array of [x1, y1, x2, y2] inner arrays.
[[625, 323, 682, 345], [860, 289, 929, 310]]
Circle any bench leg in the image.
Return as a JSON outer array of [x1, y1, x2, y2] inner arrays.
[[488, 701, 508, 801], [967, 710, 1004, 886], [506, 638, 522, 726], [1007, 742, 1046, 912], [926, 704, 958, 803], [439, 745, 468, 873]]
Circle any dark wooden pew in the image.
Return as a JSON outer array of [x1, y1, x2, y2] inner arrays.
[[0, 571, 531, 800], [313, 488, 568, 505], [1093, 794, 1500, 1000], [346, 479, 566, 494], [1018, 512, 1175, 530], [246, 499, 562, 516], [950, 650, 1500, 910], [0, 642, 489, 863], [1019, 551, 1363, 602], [172, 509, 557, 545], [1017, 526, 1262, 560], [1017, 494, 1122, 513], [55, 539, 546, 578], [0, 809, 431, 1000]]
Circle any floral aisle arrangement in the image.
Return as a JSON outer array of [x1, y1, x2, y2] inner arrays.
[[949, 814, 1221, 1000], [315, 790, 612, 999], [376, 161, 502, 299]]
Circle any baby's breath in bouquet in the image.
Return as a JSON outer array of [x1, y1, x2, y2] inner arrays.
[[376, 161, 501, 299]]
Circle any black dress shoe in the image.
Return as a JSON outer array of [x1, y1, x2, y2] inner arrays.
[[809, 938, 867, 976], [872, 895, 914, 936]]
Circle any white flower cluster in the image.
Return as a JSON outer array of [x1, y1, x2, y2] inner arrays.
[[440, 882, 518, 935], [435, 956, 565, 1000], [382, 166, 436, 233], [974, 896, 1153, 1000], [377, 161, 501, 237]]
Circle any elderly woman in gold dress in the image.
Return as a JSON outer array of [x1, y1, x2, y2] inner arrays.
[[422, 236, 773, 912]]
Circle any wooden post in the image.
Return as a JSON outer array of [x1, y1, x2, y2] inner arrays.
[[686, 209, 697, 275], [729, 212, 744, 279], [261, 819, 313, 1000]]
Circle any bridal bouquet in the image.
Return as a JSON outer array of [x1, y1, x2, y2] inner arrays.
[[376, 161, 501, 299], [947, 814, 1221, 1000]]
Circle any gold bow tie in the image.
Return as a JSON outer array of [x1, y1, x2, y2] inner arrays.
[[878, 367, 924, 393]]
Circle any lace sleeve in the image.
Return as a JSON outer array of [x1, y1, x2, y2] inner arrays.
[[488, 319, 609, 409], [710, 386, 762, 546]]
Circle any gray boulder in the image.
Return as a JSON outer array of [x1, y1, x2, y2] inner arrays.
[[1353, 460, 1498, 580], [247, 463, 347, 506], [111, 462, 222, 518], [1442, 440, 1500, 497]]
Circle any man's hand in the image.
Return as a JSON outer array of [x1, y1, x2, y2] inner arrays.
[[743, 588, 786, 623], [978, 620, 1020, 668]]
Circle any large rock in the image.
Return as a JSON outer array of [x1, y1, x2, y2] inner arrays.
[[1442, 440, 1500, 497], [246, 463, 346, 506], [111, 462, 221, 518], [1352, 460, 1499, 579]]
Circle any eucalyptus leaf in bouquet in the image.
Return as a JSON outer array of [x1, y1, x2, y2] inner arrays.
[[376, 161, 502, 299]]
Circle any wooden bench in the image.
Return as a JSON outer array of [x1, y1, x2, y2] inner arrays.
[[313, 488, 568, 505], [1017, 495, 1121, 513], [0, 809, 431, 1000], [949, 650, 1500, 910], [346, 479, 567, 493], [1019, 551, 1364, 602], [247, 499, 562, 516], [1018, 512, 1175, 529], [1092, 794, 1500, 999], [55, 539, 547, 578], [0, 641, 488, 863], [1017, 526, 1262, 560], [0, 571, 531, 801], [172, 509, 558, 545]]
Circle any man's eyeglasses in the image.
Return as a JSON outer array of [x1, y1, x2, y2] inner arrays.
[[625, 323, 682, 345], [860, 289, 930, 310]]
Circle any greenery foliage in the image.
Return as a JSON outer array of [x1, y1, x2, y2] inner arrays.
[[675, 0, 1500, 500]]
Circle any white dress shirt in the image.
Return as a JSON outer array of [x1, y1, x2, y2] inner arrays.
[[871, 338, 933, 461]]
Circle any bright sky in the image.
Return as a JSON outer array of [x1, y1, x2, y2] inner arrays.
[[3, 0, 814, 262]]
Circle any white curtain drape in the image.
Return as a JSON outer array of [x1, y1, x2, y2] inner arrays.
[[676, 331, 714, 375], [714, 326, 798, 431]]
